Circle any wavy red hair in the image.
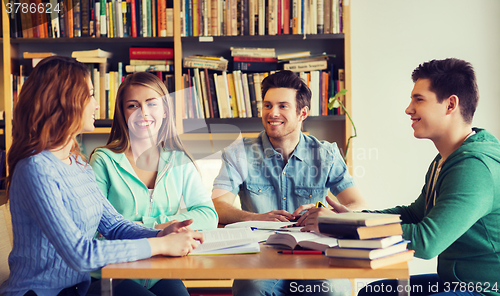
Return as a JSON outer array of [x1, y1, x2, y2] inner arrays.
[[6, 56, 91, 197]]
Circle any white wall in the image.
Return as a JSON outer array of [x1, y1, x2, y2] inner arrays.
[[350, 0, 500, 275]]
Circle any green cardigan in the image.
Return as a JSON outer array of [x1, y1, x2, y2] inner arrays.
[[374, 128, 500, 295]]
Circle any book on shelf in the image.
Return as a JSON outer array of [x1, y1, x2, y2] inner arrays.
[[325, 240, 408, 260], [130, 59, 174, 65], [328, 250, 414, 269], [125, 64, 174, 72], [283, 60, 328, 72], [183, 56, 229, 71], [337, 235, 404, 249], [23, 52, 56, 59], [318, 223, 403, 240], [230, 47, 276, 58], [277, 51, 311, 61], [76, 57, 108, 64], [266, 231, 338, 252], [129, 47, 174, 60], [317, 212, 402, 227], [233, 61, 278, 72], [233, 56, 278, 63], [71, 48, 113, 58], [188, 227, 261, 255]]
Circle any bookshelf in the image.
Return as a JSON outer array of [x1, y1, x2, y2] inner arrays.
[[1, 0, 353, 167]]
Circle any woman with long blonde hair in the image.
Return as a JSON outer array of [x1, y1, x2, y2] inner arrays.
[[0, 56, 203, 296], [89, 72, 217, 294]]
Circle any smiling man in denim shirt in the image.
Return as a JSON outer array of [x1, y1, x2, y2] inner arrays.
[[211, 70, 369, 296]]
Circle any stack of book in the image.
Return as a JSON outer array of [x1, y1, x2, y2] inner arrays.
[[230, 47, 277, 72], [318, 212, 414, 269], [126, 47, 174, 73]]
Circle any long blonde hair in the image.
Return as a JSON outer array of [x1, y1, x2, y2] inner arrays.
[[6, 56, 91, 196], [95, 72, 196, 165]]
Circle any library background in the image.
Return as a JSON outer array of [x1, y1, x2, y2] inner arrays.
[[0, 0, 353, 171]]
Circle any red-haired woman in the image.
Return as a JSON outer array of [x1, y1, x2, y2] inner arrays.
[[0, 56, 203, 296]]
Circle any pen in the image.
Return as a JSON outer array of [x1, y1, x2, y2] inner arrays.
[[315, 201, 326, 208], [278, 250, 323, 255], [251, 227, 291, 232]]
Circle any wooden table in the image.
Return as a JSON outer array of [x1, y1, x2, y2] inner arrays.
[[101, 244, 410, 296]]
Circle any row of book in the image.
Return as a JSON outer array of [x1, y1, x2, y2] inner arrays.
[[180, 0, 344, 36], [9, 0, 175, 39], [182, 67, 345, 120], [9, 0, 343, 39]]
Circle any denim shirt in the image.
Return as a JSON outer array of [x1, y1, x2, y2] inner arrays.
[[213, 131, 355, 214]]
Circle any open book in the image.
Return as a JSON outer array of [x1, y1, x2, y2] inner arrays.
[[266, 231, 338, 251], [189, 227, 261, 255]]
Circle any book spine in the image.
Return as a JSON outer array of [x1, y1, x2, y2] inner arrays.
[[204, 68, 214, 118], [73, 0, 81, 37], [183, 59, 227, 71], [159, 0, 166, 36], [207, 73, 219, 118], [316, 0, 323, 33], [125, 64, 174, 72], [90, 0, 95, 36], [166, 8, 173, 36], [130, 0, 136, 36], [233, 61, 277, 72], [283, 60, 327, 72], [58, 0, 66, 37], [210, 0, 218, 35], [99, 0, 106, 36], [247, 73, 258, 117], [122, 0, 128, 36], [129, 47, 174, 59], [81, 0, 89, 36]]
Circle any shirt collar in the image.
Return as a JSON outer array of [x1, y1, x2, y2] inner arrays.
[[262, 131, 307, 162]]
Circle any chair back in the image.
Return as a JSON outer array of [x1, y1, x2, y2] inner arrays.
[[0, 202, 12, 285]]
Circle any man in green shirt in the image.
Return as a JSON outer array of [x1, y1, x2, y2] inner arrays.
[[303, 58, 500, 296]]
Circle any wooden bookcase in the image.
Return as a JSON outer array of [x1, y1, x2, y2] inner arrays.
[[0, 0, 353, 168]]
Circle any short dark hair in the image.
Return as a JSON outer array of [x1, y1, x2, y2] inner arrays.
[[411, 58, 478, 123], [261, 70, 311, 115]]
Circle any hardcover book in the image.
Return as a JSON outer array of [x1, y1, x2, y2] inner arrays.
[[129, 47, 174, 59], [328, 250, 414, 269], [318, 223, 403, 240], [325, 240, 408, 259], [317, 212, 401, 227]]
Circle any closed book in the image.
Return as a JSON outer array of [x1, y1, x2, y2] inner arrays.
[[184, 57, 228, 71], [125, 64, 173, 72], [318, 223, 403, 240], [317, 212, 402, 227], [76, 57, 108, 63], [266, 231, 338, 251], [247, 73, 258, 117], [72, 48, 113, 58], [283, 60, 328, 72], [129, 47, 174, 59], [81, 0, 90, 36], [203, 68, 214, 118], [277, 50, 310, 61], [73, 0, 81, 37], [23, 52, 56, 59], [233, 61, 277, 72], [337, 236, 404, 250], [325, 241, 408, 260], [328, 250, 414, 269], [233, 56, 278, 63], [130, 59, 174, 65], [207, 73, 219, 118]]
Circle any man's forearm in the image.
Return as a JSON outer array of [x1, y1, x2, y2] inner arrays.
[[214, 201, 258, 225]]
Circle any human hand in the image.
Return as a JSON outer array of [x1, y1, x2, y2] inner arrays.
[[149, 229, 204, 257], [254, 210, 293, 222], [291, 203, 315, 221], [326, 196, 351, 213], [156, 219, 194, 236], [300, 196, 352, 232]]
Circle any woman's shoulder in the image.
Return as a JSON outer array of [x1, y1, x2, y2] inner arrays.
[[90, 147, 124, 164]]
